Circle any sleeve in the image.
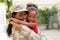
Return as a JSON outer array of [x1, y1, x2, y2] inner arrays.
[[33, 20, 38, 27]]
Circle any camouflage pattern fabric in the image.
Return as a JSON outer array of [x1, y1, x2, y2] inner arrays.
[[12, 24, 40, 40]]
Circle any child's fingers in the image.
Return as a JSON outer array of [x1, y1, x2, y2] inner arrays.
[[10, 18, 19, 23]]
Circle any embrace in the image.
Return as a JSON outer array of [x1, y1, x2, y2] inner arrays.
[[7, 4, 40, 40]]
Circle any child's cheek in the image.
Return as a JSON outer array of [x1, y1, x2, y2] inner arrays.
[[30, 18, 34, 22]]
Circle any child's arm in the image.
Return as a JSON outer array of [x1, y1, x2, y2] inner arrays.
[[10, 21, 21, 31], [10, 18, 35, 28]]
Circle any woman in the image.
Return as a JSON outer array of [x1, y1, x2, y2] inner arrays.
[[7, 4, 28, 40]]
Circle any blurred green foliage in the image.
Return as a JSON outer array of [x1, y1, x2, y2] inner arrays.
[[0, 0, 6, 2], [6, 0, 12, 13], [36, 7, 57, 24]]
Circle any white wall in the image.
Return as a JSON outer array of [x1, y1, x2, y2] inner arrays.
[[0, 4, 6, 25], [13, 0, 60, 8]]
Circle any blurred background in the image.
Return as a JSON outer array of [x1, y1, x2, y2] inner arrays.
[[6, 0, 60, 29], [0, 0, 60, 40]]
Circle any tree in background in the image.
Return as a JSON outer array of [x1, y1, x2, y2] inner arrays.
[[6, 0, 12, 19], [0, 0, 6, 3], [6, 0, 12, 13], [37, 7, 57, 25]]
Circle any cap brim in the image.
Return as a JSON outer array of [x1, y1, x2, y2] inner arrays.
[[14, 9, 28, 12]]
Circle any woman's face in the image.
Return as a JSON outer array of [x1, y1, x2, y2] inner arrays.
[[15, 11, 27, 21], [27, 11, 36, 22]]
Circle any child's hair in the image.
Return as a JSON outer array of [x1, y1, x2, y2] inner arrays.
[[27, 7, 38, 15], [27, 3, 38, 14], [27, 3, 38, 9], [7, 12, 17, 36]]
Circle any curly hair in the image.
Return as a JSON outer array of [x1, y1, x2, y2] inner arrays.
[[27, 3, 38, 9]]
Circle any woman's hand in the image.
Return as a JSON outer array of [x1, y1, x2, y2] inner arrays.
[[14, 26, 21, 31]]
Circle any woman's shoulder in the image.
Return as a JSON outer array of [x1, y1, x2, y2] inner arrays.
[[19, 24, 31, 31]]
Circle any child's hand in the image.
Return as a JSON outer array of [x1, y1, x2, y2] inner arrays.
[[10, 21, 21, 31], [9, 18, 20, 24]]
